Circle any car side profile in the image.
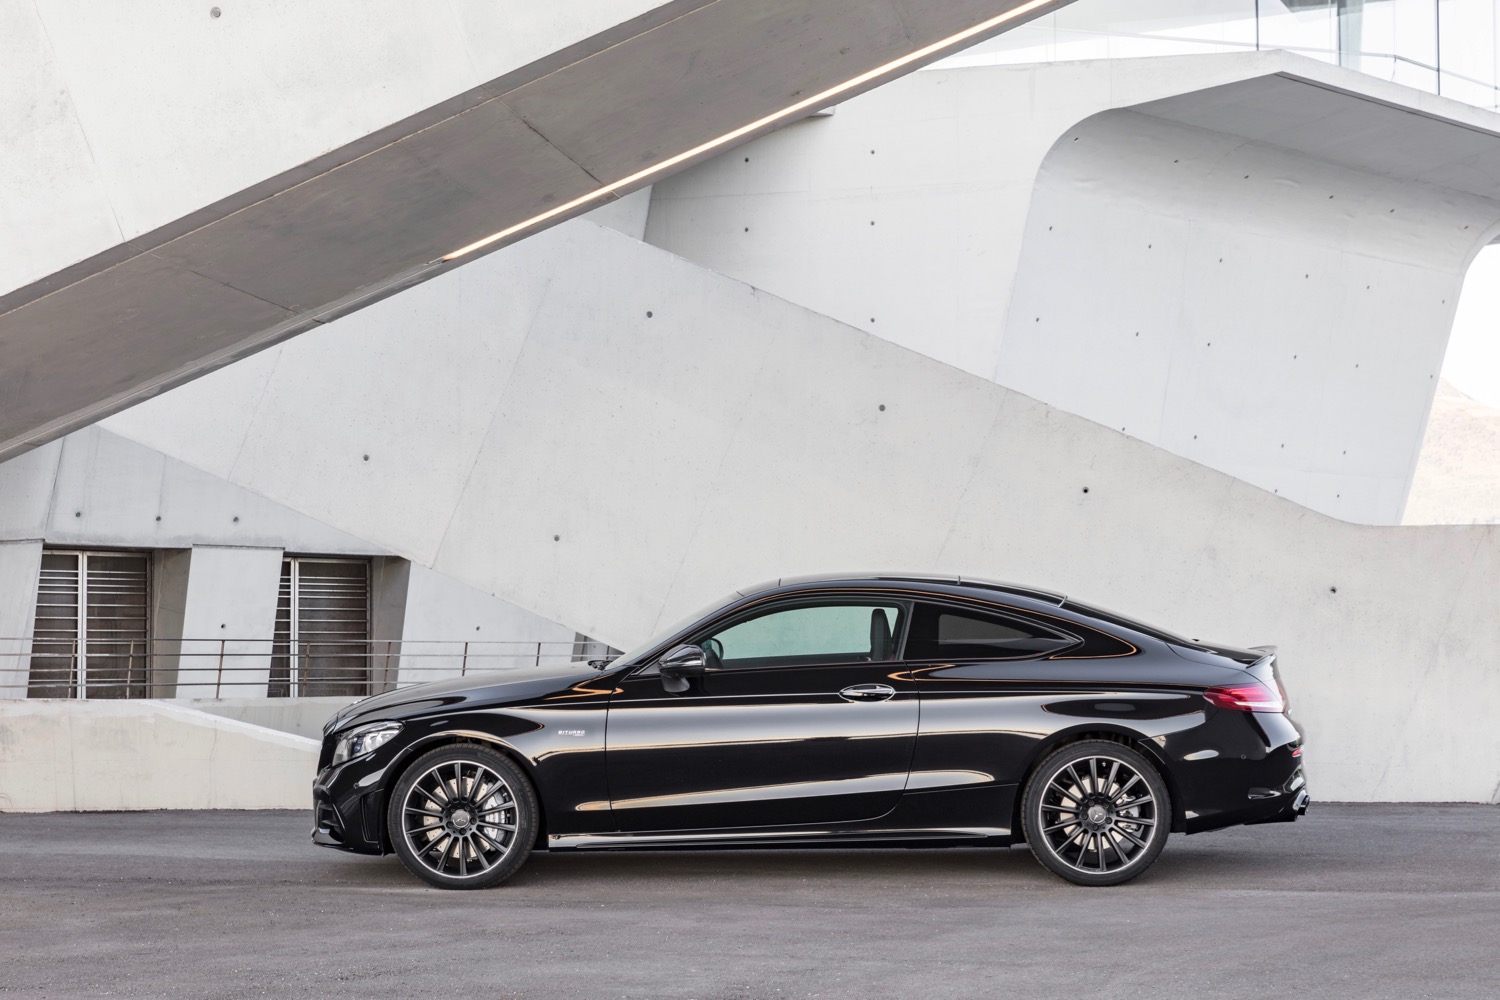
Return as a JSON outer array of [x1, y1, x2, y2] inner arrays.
[[312, 574, 1309, 888]]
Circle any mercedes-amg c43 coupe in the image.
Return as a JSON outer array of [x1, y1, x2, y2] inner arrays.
[[312, 574, 1309, 888]]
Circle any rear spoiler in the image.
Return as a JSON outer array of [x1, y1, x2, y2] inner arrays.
[[1247, 646, 1287, 705]]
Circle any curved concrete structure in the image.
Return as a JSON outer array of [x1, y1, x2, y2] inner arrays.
[[644, 51, 1500, 524], [0, 0, 1073, 463], [106, 219, 1500, 803]]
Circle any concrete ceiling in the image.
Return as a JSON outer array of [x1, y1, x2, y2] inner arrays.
[[0, 0, 1071, 464]]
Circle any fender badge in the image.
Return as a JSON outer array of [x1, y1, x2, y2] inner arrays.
[[557, 729, 587, 737]]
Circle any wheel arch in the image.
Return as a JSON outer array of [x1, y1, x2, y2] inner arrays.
[[1010, 726, 1187, 838], [377, 731, 550, 852]]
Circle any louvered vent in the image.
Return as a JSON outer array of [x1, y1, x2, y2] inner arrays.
[[29, 551, 150, 698], [269, 557, 371, 697]]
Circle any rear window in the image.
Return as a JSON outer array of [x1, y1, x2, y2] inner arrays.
[[904, 604, 1075, 660]]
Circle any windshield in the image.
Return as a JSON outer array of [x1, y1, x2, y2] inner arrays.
[[607, 591, 745, 668]]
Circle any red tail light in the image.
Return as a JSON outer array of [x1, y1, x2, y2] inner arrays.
[[1203, 682, 1285, 713]]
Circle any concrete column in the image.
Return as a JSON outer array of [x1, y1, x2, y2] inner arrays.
[[369, 556, 410, 693], [148, 549, 192, 698], [175, 546, 284, 698], [0, 539, 43, 697]]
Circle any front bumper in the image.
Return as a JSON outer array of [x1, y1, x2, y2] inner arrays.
[[311, 765, 389, 854]]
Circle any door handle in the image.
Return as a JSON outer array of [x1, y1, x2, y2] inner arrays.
[[840, 683, 896, 703]]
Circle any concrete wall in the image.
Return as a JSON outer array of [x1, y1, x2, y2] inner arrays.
[[643, 51, 1500, 524], [0, 700, 316, 811], [0, 0, 663, 296], [0, 423, 584, 696], [105, 219, 1500, 803], [395, 563, 581, 683], [0, 426, 388, 555], [175, 546, 286, 698]]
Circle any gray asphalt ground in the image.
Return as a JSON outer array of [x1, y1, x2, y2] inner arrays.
[[1, 805, 1496, 1000]]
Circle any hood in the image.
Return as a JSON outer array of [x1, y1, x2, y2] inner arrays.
[[325, 662, 602, 734]]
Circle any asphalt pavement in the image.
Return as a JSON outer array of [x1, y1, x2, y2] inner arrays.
[[1, 804, 1496, 999]]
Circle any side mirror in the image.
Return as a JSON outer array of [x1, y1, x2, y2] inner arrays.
[[659, 644, 707, 693]]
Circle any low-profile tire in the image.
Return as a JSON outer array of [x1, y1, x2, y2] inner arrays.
[[386, 743, 537, 890], [1021, 739, 1171, 887]]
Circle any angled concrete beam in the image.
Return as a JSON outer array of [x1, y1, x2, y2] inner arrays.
[[0, 0, 1072, 462]]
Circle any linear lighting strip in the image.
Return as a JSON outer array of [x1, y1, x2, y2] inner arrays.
[[439, 0, 1056, 262]]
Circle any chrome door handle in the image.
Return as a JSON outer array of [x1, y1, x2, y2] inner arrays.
[[840, 683, 896, 703]]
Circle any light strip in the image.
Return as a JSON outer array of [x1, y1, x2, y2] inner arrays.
[[439, 0, 1057, 261]]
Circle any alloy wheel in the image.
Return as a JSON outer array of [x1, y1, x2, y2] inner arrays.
[[399, 758, 519, 881], [1036, 753, 1160, 876]]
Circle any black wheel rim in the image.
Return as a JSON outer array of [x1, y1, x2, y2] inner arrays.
[[1037, 754, 1158, 875], [400, 759, 518, 880]]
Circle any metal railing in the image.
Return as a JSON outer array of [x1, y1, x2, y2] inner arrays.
[[0, 637, 613, 700]]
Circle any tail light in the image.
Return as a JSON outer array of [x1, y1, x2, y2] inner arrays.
[[1203, 681, 1285, 713]]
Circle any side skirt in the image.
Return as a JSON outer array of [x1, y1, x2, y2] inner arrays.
[[547, 826, 1011, 851]]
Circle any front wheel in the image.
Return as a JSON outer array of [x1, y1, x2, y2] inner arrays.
[[386, 743, 537, 890], [1021, 740, 1170, 886]]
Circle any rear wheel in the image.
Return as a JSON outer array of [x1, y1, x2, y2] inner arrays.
[[386, 744, 537, 890], [1021, 740, 1170, 886]]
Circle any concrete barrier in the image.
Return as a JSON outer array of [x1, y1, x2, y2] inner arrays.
[[178, 696, 359, 740], [0, 700, 317, 811]]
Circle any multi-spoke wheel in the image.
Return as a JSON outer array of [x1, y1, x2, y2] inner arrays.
[[1021, 740, 1170, 886], [386, 744, 537, 889]]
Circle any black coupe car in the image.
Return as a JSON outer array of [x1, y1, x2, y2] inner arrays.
[[312, 574, 1308, 888]]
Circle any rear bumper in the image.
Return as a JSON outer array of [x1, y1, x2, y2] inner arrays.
[[1244, 772, 1310, 825], [1236, 767, 1308, 827]]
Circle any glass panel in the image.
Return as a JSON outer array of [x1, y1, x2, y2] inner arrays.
[[706, 604, 903, 667], [1259, 0, 1339, 64], [938, 0, 1260, 69], [904, 605, 1071, 660], [1439, 0, 1500, 108]]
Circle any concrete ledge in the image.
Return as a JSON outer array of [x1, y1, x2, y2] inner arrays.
[[0, 700, 317, 811], [177, 696, 360, 740]]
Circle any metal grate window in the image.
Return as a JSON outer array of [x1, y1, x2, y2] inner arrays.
[[269, 557, 371, 697], [28, 550, 150, 698]]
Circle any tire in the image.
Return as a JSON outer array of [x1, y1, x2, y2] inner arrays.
[[1021, 739, 1170, 887], [386, 743, 538, 890]]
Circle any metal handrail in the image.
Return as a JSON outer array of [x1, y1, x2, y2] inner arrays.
[[0, 637, 615, 699]]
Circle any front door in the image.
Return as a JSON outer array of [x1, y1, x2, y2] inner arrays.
[[605, 599, 917, 832]]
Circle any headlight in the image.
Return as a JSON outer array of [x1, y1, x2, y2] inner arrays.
[[332, 721, 403, 766]]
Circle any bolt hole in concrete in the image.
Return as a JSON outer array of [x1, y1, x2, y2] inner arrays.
[[209, 5, 220, 16], [878, 404, 886, 412]]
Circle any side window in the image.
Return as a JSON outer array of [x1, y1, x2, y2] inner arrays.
[[701, 603, 905, 669], [904, 603, 1074, 660]]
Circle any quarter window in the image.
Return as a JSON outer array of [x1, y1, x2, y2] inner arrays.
[[700, 602, 905, 669], [904, 603, 1073, 660]]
